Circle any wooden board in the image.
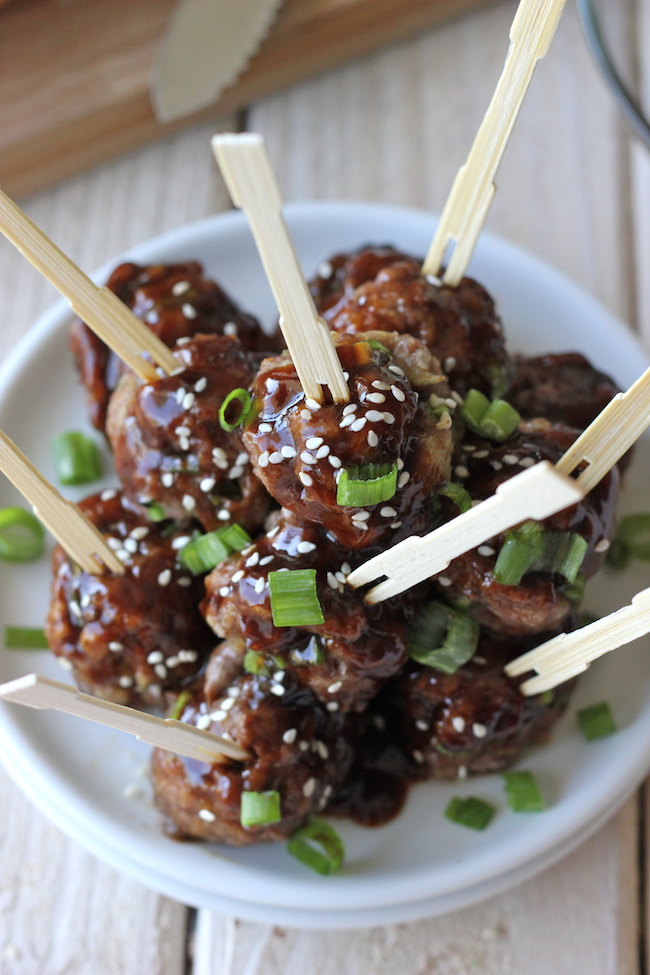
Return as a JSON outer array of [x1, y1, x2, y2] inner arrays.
[[0, 0, 503, 199]]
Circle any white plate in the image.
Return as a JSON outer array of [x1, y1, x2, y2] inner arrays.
[[1, 201, 650, 927]]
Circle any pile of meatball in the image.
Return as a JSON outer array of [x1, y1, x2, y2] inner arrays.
[[45, 247, 622, 846]]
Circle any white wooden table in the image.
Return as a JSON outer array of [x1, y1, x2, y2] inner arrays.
[[0, 2, 647, 971]]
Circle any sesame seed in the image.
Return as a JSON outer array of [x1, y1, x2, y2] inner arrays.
[[101, 489, 117, 501], [154, 664, 168, 679], [474, 450, 489, 458], [182, 303, 197, 319], [108, 641, 124, 652], [198, 809, 216, 823], [200, 477, 216, 492], [179, 437, 190, 452], [305, 398, 321, 411], [398, 471, 410, 488], [390, 385, 405, 402], [219, 586, 230, 597], [306, 437, 324, 450], [130, 527, 150, 542], [123, 538, 138, 553], [182, 391, 196, 410], [269, 452, 284, 464], [490, 461, 503, 471], [231, 570, 244, 583], [297, 541, 316, 554], [503, 454, 519, 465], [270, 682, 285, 696], [298, 740, 309, 751], [196, 714, 212, 730], [147, 650, 164, 664], [390, 521, 402, 530], [178, 577, 193, 589], [118, 675, 133, 688], [315, 444, 330, 459], [317, 741, 329, 760], [217, 509, 231, 521], [343, 372, 350, 380], [226, 686, 240, 697], [380, 506, 397, 518], [326, 702, 340, 712], [458, 765, 468, 780], [300, 451, 316, 465], [246, 552, 260, 567], [388, 365, 405, 377], [182, 495, 196, 511], [281, 445, 297, 459], [178, 649, 198, 662], [172, 280, 190, 295], [595, 538, 610, 553], [473, 723, 487, 738], [166, 656, 180, 668], [373, 715, 386, 730], [372, 380, 390, 390], [455, 466, 469, 478], [258, 422, 273, 433], [58, 658, 73, 671], [452, 716, 466, 732], [223, 322, 238, 337], [303, 777, 316, 797], [176, 336, 191, 346], [341, 562, 351, 575], [299, 472, 313, 487], [437, 412, 453, 430], [327, 572, 338, 589], [210, 710, 227, 721], [327, 681, 342, 694], [413, 750, 424, 763], [194, 377, 207, 393], [397, 458, 405, 470], [366, 410, 385, 423], [350, 416, 367, 432], [175, 387, 186, 405], [258, 451, 270, 468], [328, 455, 342, 468], [416, 720, 429, 732], [367, 430, 379, 447], [116, 549, 131, 563], [339, 414, 356, 429], [444, 356, 457, 372], [366, 392, 386, 404], [335, 571, 346, 583], [221, 697, 235, 711], [255, 577, 266, 594], [283, 728, 297, 744], [478, 545, 495, 557], [318, 260, 333, 278], [229, 465, 245, 479], [273, 671, 285, 683], [352, 520, 369, 531], [438, 576, 452, 587], [107, 536, 121, 551], [300, 410, 312, 420], [260, 555, 274, 566], [383, 411, 396, 424], [353, 511, 371, 521], [343, 403, 358, 416], [267, 526, 280, 539], [158, 569, 172, 586]]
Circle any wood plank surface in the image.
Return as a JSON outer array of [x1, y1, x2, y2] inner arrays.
[[0, 0, 502, 199]]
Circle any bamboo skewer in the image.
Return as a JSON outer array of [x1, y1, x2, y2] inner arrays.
[[422, 0, 567, 286], [505, 586, 650, 696], [346, 461, 582, 603], [555, 365, 650, 492], [0, 674, 250, 763], [212, 133, 350, 405], [0, 190, 178, 382], [0, 430, 124, 575]]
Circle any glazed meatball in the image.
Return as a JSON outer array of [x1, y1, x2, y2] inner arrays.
[[509, 353, 619, 430], [106, 333, 271, 533], [45, 490, 214, 706], [70, 261, 274, 432], [243, 333, 453, 550], [434, 420, 620, 634], [202, 512, 411, 712], [393, 625, 575, 780], [310, 245, 512, 398], [151, 669, 354, 845]]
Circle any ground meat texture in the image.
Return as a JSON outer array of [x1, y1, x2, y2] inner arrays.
[[202, 512, 410, 712], [394, 626, 575, 780], [45, 490, 214, 706], [435, 421, 620, 634], [70, 261, 273, 433], [242, 335, 453, 550], [106, 333, 271, 533], [309, 245, 417, 320], [310, 245, 511, 398], [509, 353, 619, 430], [151, 671, 354, 845]]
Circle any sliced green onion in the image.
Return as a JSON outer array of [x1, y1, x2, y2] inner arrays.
[[219, 388, 253, 432], [178, 524, 251, 575], [494, 524, 587, 587], [444, 796, 496, 830], [5, 626, 49, 649], [290, 635, 326, 667], [564, 573, 585, 605], [436, 482, 473, 514], [336, 463, 398, 507], [488, 362, 511, 400], [244, 650, 268, 676], [287, 818, 345, 875], [146, 502, 168, 523], [502, 771, 545, 812], [408, 602, 479, 674], [169, 690, 192, 721], [538, 532, 588, 584], [577, 701, 616, 740], [606, 537, 631, 570], [269, 569, 324, 627], [460, 389, 521, 442], [615, 513, 650, 559], [366, 339, 391, 354], [0, 507, 45, 562], [51, 431, 103, 485], [240, 790, 282, 827]]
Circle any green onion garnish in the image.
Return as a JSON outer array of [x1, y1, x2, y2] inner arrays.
[[287, 818, 345, 875], [577, 701, 616, 740], [366, 339, 391, 354], [169, 690, 192, 721], [408, 602, 479, 674], [606, 537, 631, 570], [269, 569, 324, 627], [336, 463, 398, 507], [460, 389, 521, 442], [290, 634, 326, 666], [240, 790, 282, 828], [146, 502, 168, 523], [444, 796, 496, 830], [244, 650, 269, 676], [219, 388, 253, 432], [5, 626, 49, 649], [178, 523, 251, 575], [51, 432, 103, 485], [436, 482, 473, 514], [502, 771, 546, 812], [493, 523, 587, 587], [0, 507, 45, 562]]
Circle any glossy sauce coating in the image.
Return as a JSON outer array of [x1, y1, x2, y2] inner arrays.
[[45, 491, 214, 706], [509, 352, 619, 431]]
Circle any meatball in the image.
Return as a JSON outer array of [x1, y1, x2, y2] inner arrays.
[[45, 490, 214, 706], [509, 352, 619, 430], [242, 333, 453, 550], [106, 333, 271, 533], [393, 625, 575, 780], [70, 261, 274, 433], [435, 420, 620, 634], [202, 511, 410, 712], [310, 245, 512, 398], [151, 669, 354, 845]]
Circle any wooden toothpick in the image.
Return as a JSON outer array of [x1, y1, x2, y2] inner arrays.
[[506, 586, 650, 696], [347, 461, 582, 603], [0, 429, 124, 575], [0, 190, 178, 382], [555, 365, 650, 492], [422, 0, 567, 285], [0, 674, 250, 763], [212, 133, 350, 405]]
